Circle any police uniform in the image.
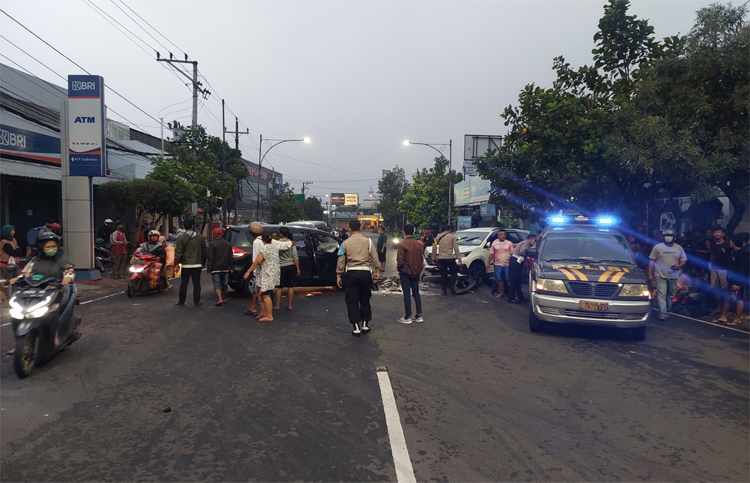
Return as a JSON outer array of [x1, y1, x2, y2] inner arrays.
[[509, 238, 533, 303], [337, 233, 381, 335]]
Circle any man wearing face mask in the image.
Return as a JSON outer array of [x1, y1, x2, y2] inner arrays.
[[648, 228, 687, 321]]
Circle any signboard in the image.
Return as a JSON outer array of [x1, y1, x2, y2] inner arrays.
[[457, 216, 472, 230], [480, 204, 497, 217], [0, 124, 61, 165], [469, 177, 491, 204], [454, 180, 471, 206], [464, 134, 502, 161], [344, 193, 359, 206], [293, 194, 305, 205], [331, 193, 345, 205], [68, 75, 107, 177]]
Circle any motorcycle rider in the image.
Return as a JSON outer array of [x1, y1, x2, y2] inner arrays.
[[12, 232, 79, 346], [139, 229, 171, 290], [97, 219, 114, 244]]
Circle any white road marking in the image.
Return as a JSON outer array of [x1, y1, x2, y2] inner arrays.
[[658, 309, 749, 335], [377, 370, 416, 483], [79, 291, 126, 305]]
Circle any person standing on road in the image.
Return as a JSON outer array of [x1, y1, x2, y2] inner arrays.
[[109, 222, 128, 279], [207, 228, 233, 306], [244, 230, 282, 322], [508, 234, 536, 304], [433, 224, 462, 295], [647, 228, 687, 321], [174, 219, 206, 307], [728, 235, 749, 326], [376, 226, 388, 275], [336, 220, 381, 336], [709, 226, 733, 323], [423, 228, 435, 250], [396, 224, 424, 324], [275, 226, 300, 311], [246, 222, 265, 317], [489, 229, 514, 299], [0, 225, 22, 280]]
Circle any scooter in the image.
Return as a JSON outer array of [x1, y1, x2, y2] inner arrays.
[[391, 236, 401, 249], [7, 265, 82, 379], [94, 244, 112, 273], [127, 249, 169, 297]]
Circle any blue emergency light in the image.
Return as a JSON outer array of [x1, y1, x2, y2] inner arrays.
[[597, 217, 614, 225], [550, 216, 566, 224]]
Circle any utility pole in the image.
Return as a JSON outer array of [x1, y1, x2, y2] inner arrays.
[[225, 117, 249, 224], [156, 53, 209, 127], [301, 181, 313, 196], [222, 99, 227, 224], [257, 134, 263, 221]]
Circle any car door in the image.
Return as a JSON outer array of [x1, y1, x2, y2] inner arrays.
[[483, 231, 499, 274], [290, 229, 315, 286], [310, 231, 341, 286]]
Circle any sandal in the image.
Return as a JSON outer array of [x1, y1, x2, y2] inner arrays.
[[712, 319, 728, 324], [726, 320, 742, 326], [243, 309, 257, 315], [258, 317, 273, 322]]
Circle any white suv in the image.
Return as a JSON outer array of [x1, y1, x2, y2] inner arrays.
[[423, 227, 530, 290]]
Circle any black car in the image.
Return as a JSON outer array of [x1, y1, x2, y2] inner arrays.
[[224, 224, 342, 292]]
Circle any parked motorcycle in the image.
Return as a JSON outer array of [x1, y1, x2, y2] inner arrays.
[[127, 249, 168, 297], [94, 244, 112, 273], [7, 265, 82, 379]]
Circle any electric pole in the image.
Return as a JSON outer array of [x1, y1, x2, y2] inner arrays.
[[225, 117, 249, 224], [156, 53, 209, 127], [301, 181, 313, 196]]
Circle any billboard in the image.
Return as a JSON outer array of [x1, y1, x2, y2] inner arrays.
[[331, 193, 345, 205], [344, 193, 359, 206], [457, 216, 472, 230], [68, 75, 107, 177]]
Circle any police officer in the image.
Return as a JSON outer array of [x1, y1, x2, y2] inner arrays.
[[336, 220, 381, 336], [508, 233, 536, 304]]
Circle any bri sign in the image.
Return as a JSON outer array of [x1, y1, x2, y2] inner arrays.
[[68, 75, 107, 177]]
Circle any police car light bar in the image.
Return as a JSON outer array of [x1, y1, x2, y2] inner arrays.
[[550, 216, 566, 224], [598, 217, 614, 224]]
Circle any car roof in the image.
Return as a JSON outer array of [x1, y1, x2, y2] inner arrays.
[[225, 224, 339, 239], [457, 227, 529, 233], [543, 225, 624, 235]]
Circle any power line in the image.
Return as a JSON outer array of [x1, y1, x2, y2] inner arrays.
[[109, 0, 173, 55], [119, 0, 187, 57], [0, 34, 66, 81], [238, 142, 379, 178]]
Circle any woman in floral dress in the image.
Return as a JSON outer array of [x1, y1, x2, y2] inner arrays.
[[244, 230, 281, 322]]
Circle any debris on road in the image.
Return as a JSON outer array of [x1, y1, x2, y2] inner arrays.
[[163, 406, 172, 413]]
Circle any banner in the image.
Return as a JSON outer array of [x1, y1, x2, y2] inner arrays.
[[331, 193, 345, 205], [68, 75, 107, 176], [480, 204, 497, 217], [0, 124, 61, 165], [457, 216, 472, 230], [344, 193, 358, 206]]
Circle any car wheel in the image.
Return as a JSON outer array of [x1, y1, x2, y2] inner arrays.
[[629, 326, 646, 341], [456, 261, 484, 293], [243, 276, 254, 296], [529, 306, 544, 333]]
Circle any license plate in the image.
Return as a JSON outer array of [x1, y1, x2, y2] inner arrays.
[[579, 300, 609, 312]]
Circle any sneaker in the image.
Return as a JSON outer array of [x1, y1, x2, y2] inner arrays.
[[396, 316, 413, 324], [351, 322, 361, 337], [361, 320, 371, 333], [412, 315, 424, 323]]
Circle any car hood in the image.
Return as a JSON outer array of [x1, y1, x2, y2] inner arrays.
[[537, 260, 646, 284], [458, 245, 483, 253]]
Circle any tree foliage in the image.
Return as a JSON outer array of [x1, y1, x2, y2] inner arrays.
[[400, 157, 462, 229], [477, 0, 749, 228], [270, 183, 305, 223], [303, 196, 325, 221], [377, 166, 408, 229]]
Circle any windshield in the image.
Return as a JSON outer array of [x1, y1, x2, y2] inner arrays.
[[540, 232, 634, 264], [454, 230, 489, 247]]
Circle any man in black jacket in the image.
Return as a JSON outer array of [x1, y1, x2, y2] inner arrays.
[[207, 227, 233, 306]]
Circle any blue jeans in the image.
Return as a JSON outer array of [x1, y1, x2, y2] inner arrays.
[[400, 274, 422, 317], [492, 265, 510, 295], [655, 277, 677, 318]]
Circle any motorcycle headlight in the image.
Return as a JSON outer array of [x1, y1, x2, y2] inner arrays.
[[29, 306, 49, 318], [9, 308, 23, 319], [393, 239, 400, 244], [619, 284, 650, 298], [9, 297, 21, 310], [27, 295, 53, 314], [130, 266, 145, 273], [535, 278, 568, 294]]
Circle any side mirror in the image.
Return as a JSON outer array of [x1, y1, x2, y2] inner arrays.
[[525, 247, 538, 259]]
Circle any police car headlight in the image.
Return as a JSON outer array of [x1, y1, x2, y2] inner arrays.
[[535, 279, 568, 293], [619, 284, 650, 298]]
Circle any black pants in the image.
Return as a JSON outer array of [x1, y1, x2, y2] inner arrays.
[[438, 259, 458, 291], [179, 267, 202, 304], [344, 271, 373, 324], [508, 258, 525, 301], [400, 274, 422, 317]]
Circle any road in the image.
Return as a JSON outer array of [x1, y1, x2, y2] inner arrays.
[[1, 244, 748, 481]]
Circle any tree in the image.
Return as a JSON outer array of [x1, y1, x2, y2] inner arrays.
[[377, 166, 408, 230], [270, 183, 305, 223], [303, 196, 325, 221], [400, 157, 462, 229]]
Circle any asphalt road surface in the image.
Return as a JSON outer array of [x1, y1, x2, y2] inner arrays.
[[1, 247, 748, 481]]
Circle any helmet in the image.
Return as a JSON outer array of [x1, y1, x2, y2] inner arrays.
[[148, 230, 160, 237], [37, 231, 60, 247], [249, 222, 263, 235], [104, 219, 113, 224], [662, 228, 676, 237]]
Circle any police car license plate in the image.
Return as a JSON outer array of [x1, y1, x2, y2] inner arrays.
[[579, 300, 609, 312]]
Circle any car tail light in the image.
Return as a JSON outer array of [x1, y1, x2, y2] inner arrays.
[[232, 247, 248, 259]]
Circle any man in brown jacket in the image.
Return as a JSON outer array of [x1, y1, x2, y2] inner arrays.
[[432, 224, 462, 295], [396, 224, 425, 324]]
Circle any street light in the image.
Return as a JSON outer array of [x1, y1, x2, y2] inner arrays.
[[256, 135, 312, 221], [402, 139, 453, 225]]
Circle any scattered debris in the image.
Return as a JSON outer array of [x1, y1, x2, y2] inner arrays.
[[163, 406, 172, 413]]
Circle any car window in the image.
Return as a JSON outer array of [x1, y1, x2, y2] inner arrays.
[[506, 232, 522, 243], [485, 232, 498, 247], [540, 232, 634, 263], [231, 230, 253, 249], [312, 233, 339, 253], [293, 232, 307, 249], [455, 230, 489, 246]]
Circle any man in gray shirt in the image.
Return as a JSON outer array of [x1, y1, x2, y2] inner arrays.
[[648, 228, 687, 320], [275, 227, 300, 310]]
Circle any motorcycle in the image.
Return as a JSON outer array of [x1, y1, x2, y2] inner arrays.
[[7, 265, 82, 379], [94, 244, 112, 273], [391, 236, 401, 249], [127, 249, 169, 297]]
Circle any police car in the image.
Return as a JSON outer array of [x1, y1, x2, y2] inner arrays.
[[526, 215, 651, 340]]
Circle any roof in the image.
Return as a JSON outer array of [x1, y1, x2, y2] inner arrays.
[[359, 187, 379, 209]]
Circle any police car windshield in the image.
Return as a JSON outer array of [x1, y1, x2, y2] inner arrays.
[[455, 230, 488, 246], [541, 232, 634, 264]]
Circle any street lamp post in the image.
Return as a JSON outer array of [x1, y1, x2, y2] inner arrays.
[[256, 135, 311, 221], [402, 139, 453, 225]]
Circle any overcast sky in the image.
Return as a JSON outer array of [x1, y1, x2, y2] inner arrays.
[[1, 0, 712, 200]]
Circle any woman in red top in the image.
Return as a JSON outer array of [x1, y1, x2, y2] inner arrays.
[[110, 222, 129, 278]]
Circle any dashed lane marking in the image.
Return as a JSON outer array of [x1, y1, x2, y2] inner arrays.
[[377, 368, 416, 483], [658, 309, 749, 335]]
